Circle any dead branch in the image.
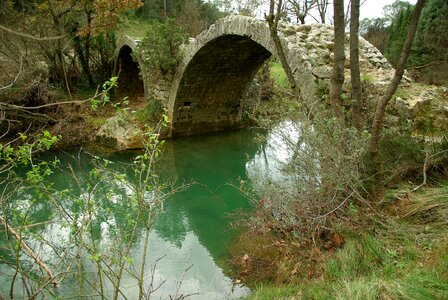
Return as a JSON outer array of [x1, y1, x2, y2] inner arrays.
[[0, 55, 23, 91], [0, 25, 66, 41], [411, 151, 430, 192], [0, 217, 59, 288], [408, 60, 439, 70], [311, 191, 355, 220]]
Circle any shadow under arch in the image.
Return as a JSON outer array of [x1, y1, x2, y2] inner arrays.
[[114, 45, 145, 99], [170, 34, 272, 137]]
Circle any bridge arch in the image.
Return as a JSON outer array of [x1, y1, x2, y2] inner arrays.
[[169, 16, 318, 136], [114, 37, 146, 99], [114, 16, 391, 137]]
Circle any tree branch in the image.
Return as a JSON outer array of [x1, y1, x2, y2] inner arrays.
[[0, 217, 59, 288], [0, 25, 65, 41], [0, 56, 23, 91]]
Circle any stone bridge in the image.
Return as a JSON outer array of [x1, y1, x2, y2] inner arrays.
[[115, 15, 391, 137]]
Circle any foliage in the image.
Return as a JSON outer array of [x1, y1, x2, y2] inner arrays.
[[270, 61, 290, 90], [361, 0, 447, 83], [384, 2, 413, 66], [134, 98, 165, 125], [175, 0, 207, 36], [245, 112, 370, 239], [359, 17, 388, 58], [0, 116, 181, 298], [76, 0, 143, 37], [410, 0, 448, 70], [138, 18, 188, 73], [135, 0, 223, 26], [241, 183, 448, 299]]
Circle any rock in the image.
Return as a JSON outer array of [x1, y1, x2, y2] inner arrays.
[[312, 66, 332, 79], [385, 114, 401, 126], [395, 97, 412, 118], [95, 114, 143, 150]]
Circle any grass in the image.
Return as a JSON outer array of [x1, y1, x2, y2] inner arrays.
[[270, 62, 290, 90], [246, 284, 298, 300], [242, 183, 448, 299], [120, 16, 151, 39]]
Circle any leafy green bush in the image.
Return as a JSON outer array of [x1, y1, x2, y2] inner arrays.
[[137, 19, 188, 73]]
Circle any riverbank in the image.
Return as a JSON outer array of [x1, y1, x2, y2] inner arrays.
[[232, 182, 448, 299]]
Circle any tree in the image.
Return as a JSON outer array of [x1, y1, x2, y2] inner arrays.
[[266, 0, 298, 98], [315, 0, 329, 23], [74, 0, 142, 84], [47, 0, 77, 100], [385, 2, 413, 65], [383, 0, 412, 25], [284, 0, 316, 24], [368, 0, 427, 158], [237, 0, 262, 17], [258, 0, 369, 241], [138, 19, 188, 73], [329, 0, 345, 120], [360, 17, 388, 53], [350, 0, 362, 129], [175, 0, 207, 36]]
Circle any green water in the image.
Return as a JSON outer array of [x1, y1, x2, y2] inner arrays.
[[1, 127, 288, 299]]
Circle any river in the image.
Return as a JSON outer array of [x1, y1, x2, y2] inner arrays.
[[0, 122, 298, 299]]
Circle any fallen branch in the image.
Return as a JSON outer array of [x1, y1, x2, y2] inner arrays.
[[408, 60, 439, 70], [411, 151, 429, 192], [0, 217, 59, 288]]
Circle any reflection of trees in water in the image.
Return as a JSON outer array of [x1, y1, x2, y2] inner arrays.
[[170, 129, 260, 259], [1, 129, 261, 297], [153, 203, 189, 248]]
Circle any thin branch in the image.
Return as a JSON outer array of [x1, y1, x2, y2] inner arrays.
[[0, 56, 23, 91], [311, 191, 355, 220], [0, 25, 66, 41], [411, 151, 429, 192], [0, 84, 104, 110], [0, 217, 59, 288], [408, 60, 439, 70]]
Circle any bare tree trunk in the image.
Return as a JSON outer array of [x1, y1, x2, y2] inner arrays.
[[368, 0, 426, 158], [266, 0, 299, 97], [316, 0, 328, 23], [329, 0, 345, 120], [350, 0, 362, 129], [84, 7, 94, 85], [48, 0, 73, 100]]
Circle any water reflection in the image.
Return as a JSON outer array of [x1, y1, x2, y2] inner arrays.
[[1, 129, 265, 299], [246, 120, 300, 193]]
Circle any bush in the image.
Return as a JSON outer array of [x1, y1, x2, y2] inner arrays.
[[247, 110, 369, 240], [137, 19, 188, 73]]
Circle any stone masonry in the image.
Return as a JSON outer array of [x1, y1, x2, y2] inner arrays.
[[115, 15, 393, 137]]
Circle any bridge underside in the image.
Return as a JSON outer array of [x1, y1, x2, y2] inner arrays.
[[172, 35, 271, 137], [115, 45, 144, 99]]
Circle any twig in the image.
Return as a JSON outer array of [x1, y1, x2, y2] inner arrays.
[[311, 191, 355, 220], [411, 151, 429, 192], [408, 60, 439, 70], [0, 84, 104, 110], [143, 255, 167, 299], [170, 250, 198, 300], [0, 25, 66, 41], [0, 55, 23, 91], [0, 217, 59, 288]]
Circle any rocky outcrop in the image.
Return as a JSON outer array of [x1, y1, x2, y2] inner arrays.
[[95, 114, 143, 150]]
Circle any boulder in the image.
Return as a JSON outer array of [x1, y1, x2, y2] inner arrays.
[[95, 114, 143, 150]]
